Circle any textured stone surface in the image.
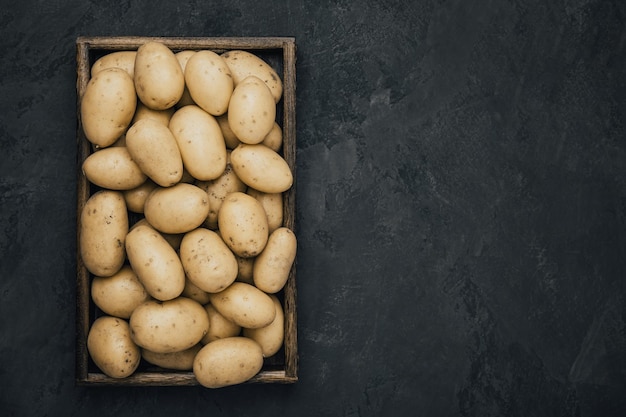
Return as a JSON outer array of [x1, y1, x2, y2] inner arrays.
[[1, 0, 626, 416]]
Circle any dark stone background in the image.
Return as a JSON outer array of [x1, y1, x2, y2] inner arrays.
[[1, 0, 626, 415]]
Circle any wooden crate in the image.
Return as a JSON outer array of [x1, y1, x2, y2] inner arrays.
[[75, 36, 297, 386]]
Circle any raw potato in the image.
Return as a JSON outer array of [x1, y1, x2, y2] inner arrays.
[[129, 297, 209, 353], [181, 278, 211, 305], [91, 50, 137, 78], [228, 75, 276, 144], [123, 179, 158, 213], [247, 188, 283, 234], [125, 223, 185, 301], [235, 255, 254, 285], [131, 101, 175, 126], [243, 295, 284, 357], [169, 105, 227, 181], [174, 50, 196, 107], [82, 146, 147, 190], [253, 227, 297, 293], [142, 343, 203, 371], [125, 118, 184, 187], [218, 191, 269, 258], [81, 67, 137, 148], [231, 143, 293, 193], [184, 50, 233, 116], [209, 282, 276, 329], [261, 122, 283, 152], [216, 114, 241, 149], [91, 266, 152, 319], [143, 183, 210, 234], [221, 50, 283, 103], [134, 41, 185, 110], [201, 303, 242, 344], [79, 190, 128, 277], [179, 228, 238, 293], [87, 316, 141, 378], [193, 337, 264, 388]]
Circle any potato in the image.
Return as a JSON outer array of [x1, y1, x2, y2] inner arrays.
[[174, 50, 196, 107], [217, 191, 269, 258], [87, 316, 141, 378], [82, 146, 147, 190], [91, 50, 137, 78], [253, 227, 297, 293], [209, 282, 276, 329], [262, 122, 283, 152], [184, 50, 233, 116], [228, 75, 276, 144], [79, 190, 128, 277], [201, 304, 241, 344], [193, 337, 263, 388], [81, 67, 137, 148], [125, 118, 184, 187], [131, 101, 175, 126], [134, 41, 185, 110], [91, 266, 152, 319], [221, 50, 283, 103], [230, 143, 293, 193], [181, 278, 211, 305], [246, 188, 283, 233], [143, 183, 210, 234], [195, 153, 247, 230], [169, 105, 227, 181], [179, 228, 238, 293], [235, 255, 254, 284], [142, 343, 203, 371], [243, 295, 284, 357], [216, 114, 241, 149], [123, 179, 158, 213], [129, 297, 209, 353], [125, 223, 185, 301]]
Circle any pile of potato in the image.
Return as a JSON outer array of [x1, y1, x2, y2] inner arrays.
[[79, 41, 296, 388]]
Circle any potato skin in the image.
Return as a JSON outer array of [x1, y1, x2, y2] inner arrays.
[[201, 304, 241, 344], [129, 297, 210, 353], [228, 76, 276, 145], [91, 50, 137, 78], [87, 316, 141, 378], [209, 282, 276, 329], [221, 50, 283, 103], [81, 67, 137, 148], [243, 295, 284, 357], [91, 265, 151, 319], [79, 190, 128, 277], [143, 183, 210, 234], [247, 188, 283, 234], [142, 343, 203, 371], [253, 227, 297, 293], [123, 179, 158, 213], [184, 50, 233, 116], [230, 144, 293, 193], [193, 337, 263, 388], [134, 41, 185, 110], [217, 191, 269, 258], [82, 147, 147, 190]]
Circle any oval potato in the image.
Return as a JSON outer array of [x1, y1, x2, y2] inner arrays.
[[193, 337, 263, 388], [169, 105, 227, 181], [230, 143, 293, 193], [129, 297, 209, 353], [216, 114, 241, 149], [143, 183, 210, 234], [181, 278, 211, 305], [91, 50, 137, 78], [142, 343, 203, 371], [123, 179, 158, 213], [221, 50, 283, 103], [87, 316, 141, 378], [91, 265, 152, 319], [217, 191, 268, 258], [243, 295, 284, 357], [132, 101, 175, 126], [79, 190, 128, 277], [180, 228, 238, 293], [82, 147, 147, 190], [125, 223, 185, 301], [174, 50, 197, 107], [246, 188, 283, 233], [253, 227, 297, 293], [208, 282, 276, 329], [201, 303, 241, 344], [228, 75, 276, 144], [81, 67, 137, 148], [134, 41, 185, 110], [184, 50, 233, 116]]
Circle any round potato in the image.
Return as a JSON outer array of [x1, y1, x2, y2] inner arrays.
[[79, 190, 128, 277], [184, 50, 233, 116], [246, 188, 283, 233], [193, 337, 263, 388], [228, 75, 276, 144], [91, 50, 137, 78], [208, 282, 276, 329], [129, 297, 209, 353], [81, 67, 137, 148], [142, 343, 203, 371], [143, 183, 210, 234], [174, 50, 196, 107], [123, 179, 158, 213], [217, 191, 269, 258], [243, 295, 284, 357], [201, 303, 241, 344], [221, 50, 283, 103], [180, 228, 238, 293], [82, 146, 147, 190], [125, 118, 184, 187], [132, 101, 175, 126], [125, 223, 186, 301], [253, 227, 297, 293], [230, 143, 293, 193], [91, 265, 152, 319], [169, 105, 227, 181], [87, 316, 141, 378], [134, 41, 185, 110]]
